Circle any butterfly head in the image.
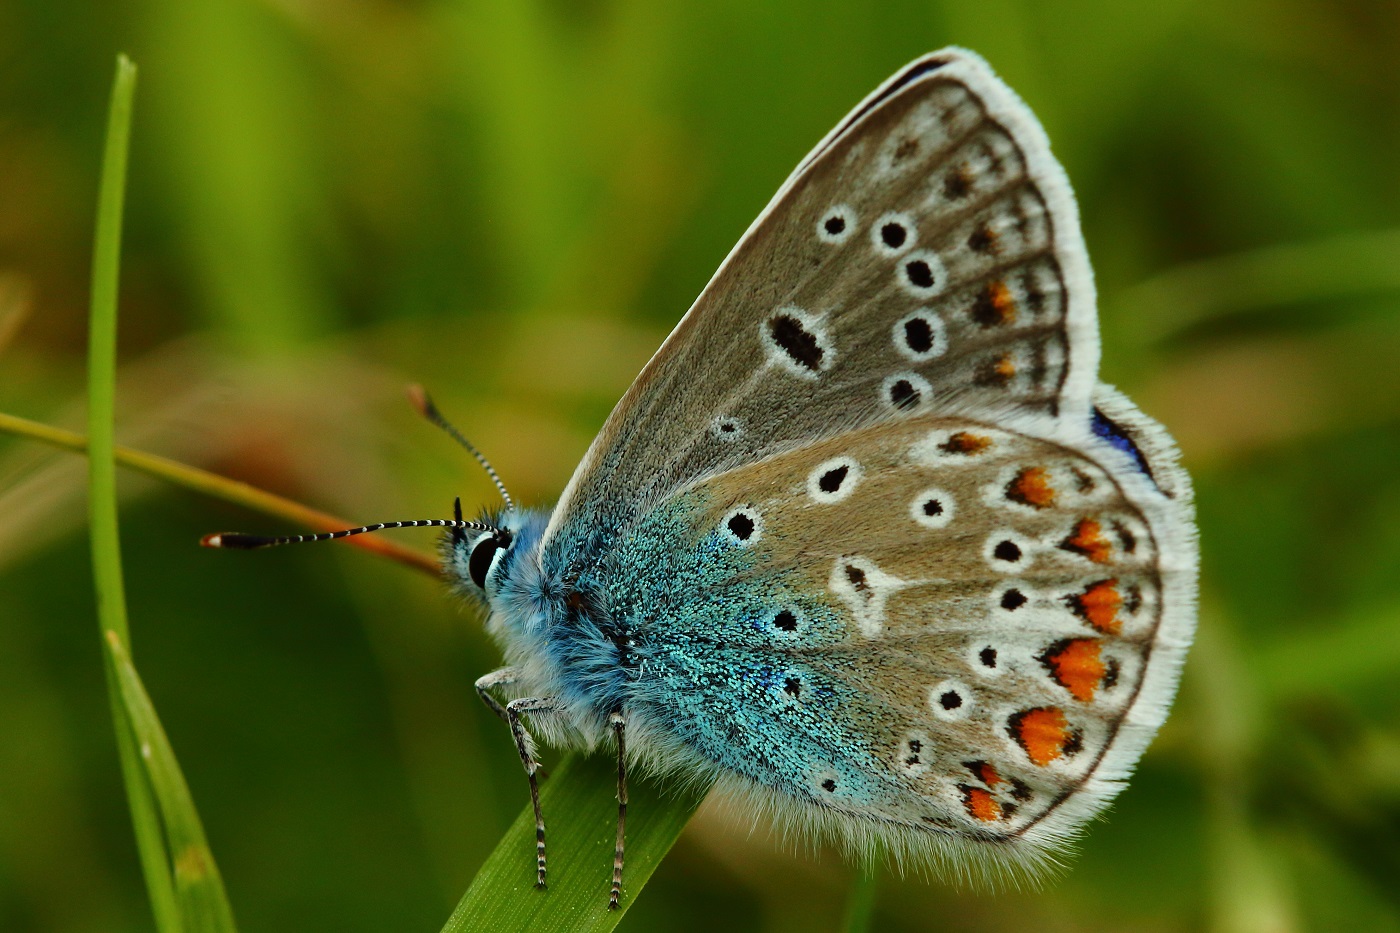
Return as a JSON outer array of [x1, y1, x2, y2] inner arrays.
[[442, 497, 518, 599]]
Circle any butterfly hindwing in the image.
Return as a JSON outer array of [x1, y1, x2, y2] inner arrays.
[[602, 404, 1189, 864], [545, 49, 1097, 558]]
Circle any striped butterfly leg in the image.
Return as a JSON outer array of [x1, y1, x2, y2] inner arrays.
[[475, 668, 558, 889], [608, 711, 628, 911]]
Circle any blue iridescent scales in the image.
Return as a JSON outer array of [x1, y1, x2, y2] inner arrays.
[[448, 47, 1197, 903]]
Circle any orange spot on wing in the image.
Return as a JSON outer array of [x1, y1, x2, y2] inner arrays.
[[960, 785, 1002, 822], [1040, 639, 1107, 702], [1010, 707, 1071, 766], [967, 760, 1003, 787], [1061, 518, 1113, 563], [1068, 579, 1123, 634], [941, 431, 991, 454], [974, 352, 1017, 387], [972, 280, 1017, 327], [1006, 466, 1056, 508]]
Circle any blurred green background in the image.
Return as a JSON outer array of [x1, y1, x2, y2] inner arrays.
[[3, 1, 1400, 930]]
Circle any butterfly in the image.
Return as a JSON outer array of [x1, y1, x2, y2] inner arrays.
[[207, 47, 1197, 910]]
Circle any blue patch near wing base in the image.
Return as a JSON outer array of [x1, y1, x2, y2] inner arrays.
[[1091, 407, 1153, 482]]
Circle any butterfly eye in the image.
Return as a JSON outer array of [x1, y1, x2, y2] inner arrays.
[[468, 535, 505, 590]]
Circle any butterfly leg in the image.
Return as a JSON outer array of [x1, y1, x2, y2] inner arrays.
[[608, 711, 627, 911], [474, 667, 518, 723], [505, 695, 559, 889]]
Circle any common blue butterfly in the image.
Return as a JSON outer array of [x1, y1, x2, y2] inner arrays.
[[208, 47, 1198, 910]]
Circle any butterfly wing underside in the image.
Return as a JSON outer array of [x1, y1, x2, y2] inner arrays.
[[622, 409, 1193, 864], [543, 48, 1098, 561], [533, 47, 1196, 866]]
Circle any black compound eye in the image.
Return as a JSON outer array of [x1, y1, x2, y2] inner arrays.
[[468, 536, 503, 589]]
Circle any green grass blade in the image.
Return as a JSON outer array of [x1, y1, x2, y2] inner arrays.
[[89, 62, 137, 648], [104, 633, 239, 932], [442, 755, 709, 932], [841, 866, 879, 933], [0, 410, 441, 577], [87, 53, 238, 933], [86, 53, 183, 933]]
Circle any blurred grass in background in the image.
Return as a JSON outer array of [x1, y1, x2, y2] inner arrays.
[[2, 1, 1399, 930]]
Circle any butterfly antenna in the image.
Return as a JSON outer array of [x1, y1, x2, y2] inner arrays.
[[201, 516, 501, 550], [407, 384, 515, 513]]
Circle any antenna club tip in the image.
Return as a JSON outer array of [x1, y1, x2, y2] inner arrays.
[[405, 383, 436, 418], [201, 533, 227, 548]]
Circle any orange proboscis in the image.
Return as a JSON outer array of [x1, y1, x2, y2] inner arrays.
[[1063, 518, 1113, 564], [1043, 639, 1106, 702], [1014, 707, 1071, 766]]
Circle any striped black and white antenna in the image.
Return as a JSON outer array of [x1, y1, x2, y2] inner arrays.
[[407, 384, 514, 513], [202, 498, 504, 550], [204, 388, 514, 551]]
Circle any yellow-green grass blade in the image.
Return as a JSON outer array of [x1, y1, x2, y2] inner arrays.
[[104, 633, 239, 931], [841, 865, 880, 933], [87, 53, 237, 933], [442, 755, 710, 933], [86, 53, 181, 933], [0, 410, 440, 577]]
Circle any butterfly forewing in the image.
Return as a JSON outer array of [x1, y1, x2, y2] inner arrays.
[[622, 413, 1167, 851], [545, 51, 1097, 556]]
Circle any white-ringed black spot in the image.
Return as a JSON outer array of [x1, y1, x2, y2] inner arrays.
[[772, 609, 799, 633], [979, 647, 998, 668], [807, 456, 861, 503], [910, 486, 954, 529], [721, 506, 762, 546], [871, 211, 916, 257], [817, 204, 856, 244], [985, 533, 1033, 571], [763, 306, 831, 377], [893, 310, 946, 362], [711, 415, 743, 441], [897, 249, 947, 298], [930, 679, 973, 720], [821, 778, 837, 792], [1000, 588, 1027, 611], [882, 372, 931, 414], [769, 313, 823, 370], [783, 676, 803, 698]]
